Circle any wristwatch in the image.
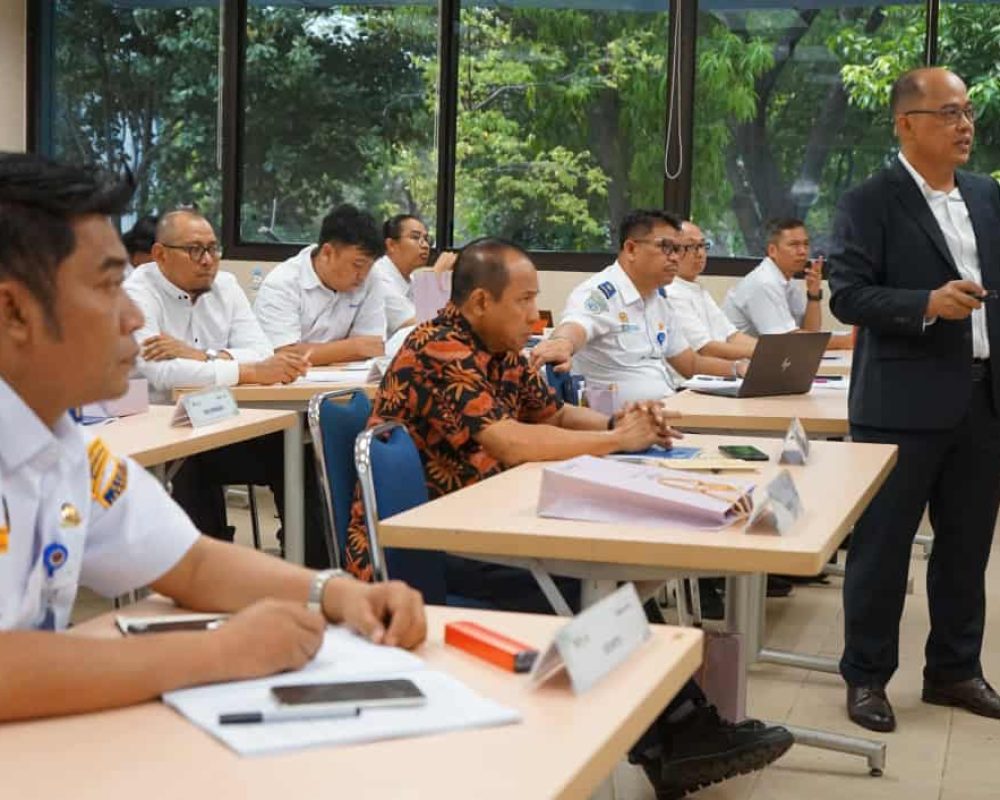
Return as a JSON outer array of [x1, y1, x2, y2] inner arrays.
[[807, 290, 823, 302], [308, 568, 351, 615], [204, 348, 219, 361]]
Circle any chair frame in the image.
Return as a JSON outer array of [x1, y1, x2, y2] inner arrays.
[[354, 420, 409, 583], [306, 388, 369, 569]]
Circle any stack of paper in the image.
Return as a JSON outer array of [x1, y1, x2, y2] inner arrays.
[[162, 627, 521, 757], [295, 357, 390, 385]]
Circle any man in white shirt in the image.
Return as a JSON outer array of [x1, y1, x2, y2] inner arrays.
[[667, 221, 756, 360], [125, 210, 313, 551], [372, 214, 458, 338], [254, 205, 387, 365], [531, 210, 747, 406], [722, 219, 852, 349], [0, 152, 425, 721]]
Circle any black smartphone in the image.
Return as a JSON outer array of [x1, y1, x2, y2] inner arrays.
[[271, 679, 426, 711], [718, 445, 769, 462]]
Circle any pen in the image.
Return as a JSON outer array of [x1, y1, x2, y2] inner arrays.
[[219, 706, 362, 725], [813, 377, 844, 384]]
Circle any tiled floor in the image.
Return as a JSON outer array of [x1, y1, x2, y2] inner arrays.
[[74, 495, 1000, 799]]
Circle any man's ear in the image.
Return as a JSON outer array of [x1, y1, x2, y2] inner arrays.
[[465, 287, 490, 318], [0, 282, 35, 345]]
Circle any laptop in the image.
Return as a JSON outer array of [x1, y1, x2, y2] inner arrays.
[[691, 332, 832, 398]]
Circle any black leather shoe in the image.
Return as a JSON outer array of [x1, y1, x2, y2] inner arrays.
[[923, 676, 1000, 719], [766, 575, 794, 597], [847, 685, 896, 732]]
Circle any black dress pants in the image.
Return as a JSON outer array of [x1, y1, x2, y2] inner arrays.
[[841, 377, 1000, 687]]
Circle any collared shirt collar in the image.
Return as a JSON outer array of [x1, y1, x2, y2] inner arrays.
[[296, 245, 333, 294], [608, 260, 645, 306], [380, 255, 411, 288], [0, 376, 83, 473], [671, 276, 701, 294], [438, 303, 506, 363], [761, 256, 790, 285], [898, 152, 961, 203], [148, 262, 216, 304]]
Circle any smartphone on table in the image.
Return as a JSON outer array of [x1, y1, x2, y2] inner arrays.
[[718, 445, 769, 462], [271, 679, 427, 712]]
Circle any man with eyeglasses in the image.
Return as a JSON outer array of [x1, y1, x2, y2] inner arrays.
[[372, 214, 457, 338], [722, 218, 853, 350], [126, 209, 319, 552], [829, 67, 1000, 733], [532, 209, 747, 406]]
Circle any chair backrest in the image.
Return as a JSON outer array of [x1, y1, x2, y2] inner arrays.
[[307, 388, 372, 568], [411, 267, 452, 323], [544, 364, 583, 406], [355, 421, 446, 603]]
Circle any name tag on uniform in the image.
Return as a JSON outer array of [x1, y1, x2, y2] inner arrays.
[[745, 469, 804, 535], [530, 583, 650, 694], [171, 387, 239, 428]]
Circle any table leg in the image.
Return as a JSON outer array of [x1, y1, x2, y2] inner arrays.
[[283, 414, 305, 565], [581, 579, 618, 608]]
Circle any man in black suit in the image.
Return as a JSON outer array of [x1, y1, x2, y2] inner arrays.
[[829, 67, 1000, 732]]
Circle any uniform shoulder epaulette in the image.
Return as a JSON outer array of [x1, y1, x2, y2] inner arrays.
[[597, 281, 617, 300], [88, 438, 128, 509]]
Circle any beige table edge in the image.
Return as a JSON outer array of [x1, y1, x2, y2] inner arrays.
[[1, 601, 702, 800], [174, 382, 377, 404]]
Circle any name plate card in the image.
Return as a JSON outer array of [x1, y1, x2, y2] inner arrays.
[[745, 469, 804, 535], [171, 387, 239, 428], [779, 417, 810, 465], [530, 583, 650, 694]]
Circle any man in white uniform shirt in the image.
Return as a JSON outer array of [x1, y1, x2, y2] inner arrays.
[[255, 205, 387, 365], [372, 214, 457, 338], [722, 218, 852, 349], [532, 210, 747, 406], [0, 153, 425, 721]]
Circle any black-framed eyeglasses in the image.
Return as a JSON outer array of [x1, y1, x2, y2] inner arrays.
[[633, 238, 687, 257], [161, 243, 222, 262], [686, 240, 713, 254], [903, 105, 976, 125]]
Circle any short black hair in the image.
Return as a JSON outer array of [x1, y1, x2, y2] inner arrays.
[[383, 214, 423, 241], [319, 204, 382, 257], [889, 68, 928, 116], [451, 237, 530, 306], [0, 152, 133, 327], [764, 218, 807, 246], [121, 214, 158, 257], [618, 209, 683, 250]]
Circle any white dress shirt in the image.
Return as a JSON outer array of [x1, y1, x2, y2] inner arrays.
[[253, 245, 386, 349], [125, 264, 273, 401], [898, 152, 989, 359], [666, 276, 738, 351], [0, 378, 199, 631], [371, 255, 416, 337], [722, 257, 807, 337], [560, 261, 689, 404]]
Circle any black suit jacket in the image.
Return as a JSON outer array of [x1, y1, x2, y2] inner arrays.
[[828, 158, 1000, 431]]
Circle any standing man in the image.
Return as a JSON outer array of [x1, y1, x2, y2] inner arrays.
[[829, 67, 1000, 732]]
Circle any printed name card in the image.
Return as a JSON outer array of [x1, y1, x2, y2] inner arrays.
[[745, 469, 804, 535], [530, 583, 650, 694], [779, 416, 810, 465], [171, 387, 239, 428]]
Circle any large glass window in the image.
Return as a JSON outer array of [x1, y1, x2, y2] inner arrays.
[[454, 1, 670, 251], [691, 3, 925, 257], [48, 0, 221, 222], [938, 1, 1000, 180], [239, 3, 438, 244]]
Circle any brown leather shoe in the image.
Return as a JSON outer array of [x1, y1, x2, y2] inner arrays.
[[847, 685, 896, 732], [923, 677, 1000, 719]]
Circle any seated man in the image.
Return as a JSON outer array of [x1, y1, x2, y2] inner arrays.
[[255, 205, 387, 365], [531, 209, 748, 406], [666, 220, 756, 360], [344, 237, 792, 799], [722, 217, 852, 349], [372, 214, 457, 338], [0, 152, 425, 722], [126, 210, 316, 554], [121, 213, 157, 275]]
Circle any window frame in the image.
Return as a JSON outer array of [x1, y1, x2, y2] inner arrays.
[[27, 0, 942, 275]]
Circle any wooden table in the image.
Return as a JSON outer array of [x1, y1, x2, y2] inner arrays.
[[663, 388, 849, 436], [817, 350, 853, 377], [1, 601, 702, 800], [225, 380, 377, 407], [101, 405, 307, 564]]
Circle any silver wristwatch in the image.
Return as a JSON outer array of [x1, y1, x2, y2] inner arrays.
[[308, 568, 350, 615]]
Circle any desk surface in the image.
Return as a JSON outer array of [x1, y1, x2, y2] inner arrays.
[[100, 405, 297, 467], [663, 388, 849, 435], [1, 602, 702, 800], [817, 350, 853, 376], [381, 434, 895, 576]]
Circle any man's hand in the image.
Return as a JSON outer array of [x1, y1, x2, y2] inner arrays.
[[927, 279, 984, 321], [432, 251, 458, 274], [530, 337, 574, 373], [211, 599, 326, 681], [613, 406, 680, 452], [614, 401, 683, 439], [734, 358, 750, 378], [804, 257, 824, 295], [325, 579, 426, 650], [246, 352, 310, 385], [141, 334, 207, 362]]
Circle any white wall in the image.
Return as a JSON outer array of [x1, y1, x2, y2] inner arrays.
[[0, 0, 25, 152]]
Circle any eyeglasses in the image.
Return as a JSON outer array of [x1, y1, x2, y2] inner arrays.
[[634, 239, 712, 257], [403, 232, 433, 247], [903, 105, 976, 125], [161, 243, 222, 262], [685, 241, 713, 254]]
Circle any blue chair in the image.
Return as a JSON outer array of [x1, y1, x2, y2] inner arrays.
[[307, 388, 372, 568], [354, 421, 449, 604], [545, 364, 583, 405]]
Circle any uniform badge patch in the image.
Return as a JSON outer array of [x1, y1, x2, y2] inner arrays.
[[88, 438, 128, 509], [657, 286, 667, 298], [618, 311, 629, 323], [598, 281, 617, 300], [657, 331, 667, 346], [584, 290, 609, 314]]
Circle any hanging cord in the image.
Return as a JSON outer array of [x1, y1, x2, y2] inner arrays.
[[664, 2, 685, 180]]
